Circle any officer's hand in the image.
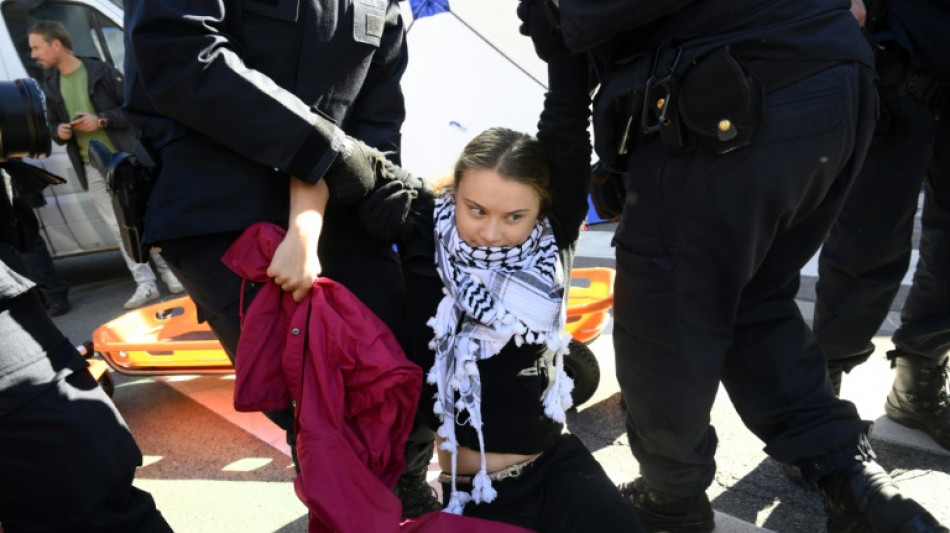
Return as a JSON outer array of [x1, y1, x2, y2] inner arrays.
[[358, 162, 428, 245], [321, 135, 388, 206], [589, 162, 625, 222], [517, 0, 568, 63]]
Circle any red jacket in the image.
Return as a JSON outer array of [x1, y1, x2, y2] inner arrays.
[[223, 222, 421, 532], [222, 223, 535, 533]]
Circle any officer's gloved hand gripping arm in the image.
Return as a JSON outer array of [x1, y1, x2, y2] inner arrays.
[[519, 0, 593, 246], [124, 0, 384, 206]]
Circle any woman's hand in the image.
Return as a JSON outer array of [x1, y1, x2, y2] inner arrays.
[[267, 178, 329, 302]]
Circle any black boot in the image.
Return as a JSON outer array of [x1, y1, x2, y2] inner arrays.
[[884, 355, 950, 451], [393, 467, 440, 518], [618, 478, 715, 533], [817, 459, 947, 532]]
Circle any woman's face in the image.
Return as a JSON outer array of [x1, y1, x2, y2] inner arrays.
[[454, 167, 542, 248]]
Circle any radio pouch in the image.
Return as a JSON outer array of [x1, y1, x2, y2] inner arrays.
[[676, 45, 763, 154]]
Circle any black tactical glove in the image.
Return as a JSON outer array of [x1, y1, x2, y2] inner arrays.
[[589, 161, 625, 222], [321, 135, 389, 206], [517, 0, 568, 63], [358, 160, 431, 245]]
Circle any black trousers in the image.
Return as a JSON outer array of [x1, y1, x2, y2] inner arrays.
[[18, 230, 69, 304], [157, 225, 434, 472], [443, 434, 643, 533], [815, 86, 949, 370], [0, 294, 169, 533], [612, 62, 877, 496]]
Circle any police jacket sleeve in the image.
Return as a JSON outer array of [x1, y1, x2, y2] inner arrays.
[[124, 0, 375, 197], [537, 51, 592, 249], [344, 0, 409, 165]]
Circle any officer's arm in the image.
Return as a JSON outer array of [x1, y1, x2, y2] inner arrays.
[[124, 0, 345, 188], [344, 0, 408, 163]]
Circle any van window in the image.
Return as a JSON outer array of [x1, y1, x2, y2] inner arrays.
[[3, 1, 125, 80]]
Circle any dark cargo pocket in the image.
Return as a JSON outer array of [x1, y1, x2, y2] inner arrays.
[[613, 237, 678, 350]]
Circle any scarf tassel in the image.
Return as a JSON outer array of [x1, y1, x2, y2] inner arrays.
[[471, 470, 498, 504], [445, 490, 472, 515], [542, 336, 575, 423]]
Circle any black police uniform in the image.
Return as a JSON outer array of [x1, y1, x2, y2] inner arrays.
[[123, 0, 436, 501], [559, 0, 877, 496], [0, 169, 170, 532], [528, 0, 946, 526], [813, 0, 950, 450]]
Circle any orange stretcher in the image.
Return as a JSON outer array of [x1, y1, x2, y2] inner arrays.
[[91, 268, 616, 405], [564, 267, 615, 345]]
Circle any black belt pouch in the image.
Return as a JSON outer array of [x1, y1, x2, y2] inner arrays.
[[676, 45, 763, 154]]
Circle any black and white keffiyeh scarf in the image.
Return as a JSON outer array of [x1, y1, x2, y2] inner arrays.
[[427, 194, 573, 514]]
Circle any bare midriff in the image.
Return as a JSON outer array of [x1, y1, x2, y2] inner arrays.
[[436, 436, 539, 474]]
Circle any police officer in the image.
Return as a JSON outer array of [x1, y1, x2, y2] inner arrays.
[[814, 0, 950, 451], [518, 0, 946, 531], [123, 0, 438, 517]]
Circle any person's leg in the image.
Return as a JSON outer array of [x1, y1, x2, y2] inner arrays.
[[717, 65, 943, 532], [83, 164, 159, 308], [614, 62, 933, 531], [442, 469, 541, 530], [149, 247, 185, 294], [885, 107, 950, 450], [536, 435, 644, 533], [617, 62, 866, 493], [814, 87, 938, 389], [17, 229, 70, 315]]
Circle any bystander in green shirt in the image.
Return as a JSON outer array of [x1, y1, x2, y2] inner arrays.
[[59, 63, 114, 163]]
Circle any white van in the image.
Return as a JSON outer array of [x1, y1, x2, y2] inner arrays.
[[0, 0, 124, 257]]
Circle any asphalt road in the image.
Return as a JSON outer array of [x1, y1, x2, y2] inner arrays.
[[45, 224, 949, 532]]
